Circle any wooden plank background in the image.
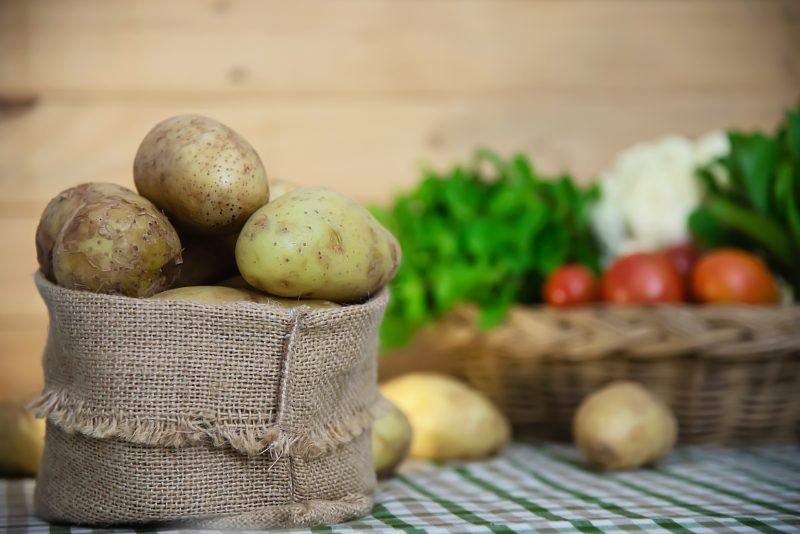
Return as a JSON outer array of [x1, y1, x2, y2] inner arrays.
[[1, 0, 798, 400]]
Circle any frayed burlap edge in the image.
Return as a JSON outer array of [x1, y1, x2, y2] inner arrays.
[[268, 394, 392, 458], [36, 493, 373, 530], [30, 390, 391, 457]]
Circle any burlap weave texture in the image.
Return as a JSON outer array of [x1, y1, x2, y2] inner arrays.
[[36, 424, 374, 528], [31, 272, 387, 528]]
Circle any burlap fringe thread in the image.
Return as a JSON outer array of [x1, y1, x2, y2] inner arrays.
[[30, 389, 391, 458]]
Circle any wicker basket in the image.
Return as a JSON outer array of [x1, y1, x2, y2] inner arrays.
[[387, 304, 800, 445]]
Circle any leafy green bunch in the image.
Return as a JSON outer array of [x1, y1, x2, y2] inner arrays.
[[691, 102, 800, 295], [371, 149, 602, 351]]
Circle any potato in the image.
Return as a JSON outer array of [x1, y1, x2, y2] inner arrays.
[[52, 194, 182, 297], [216, 276, 341, 308], [155, 283, 339, 310], [372, 401, 412, 479], [573, 381, 677, 470], [236, 187, 401, 302], [133, 114, 269, 235], [269, 179, 300, 201], [0, 402, 45, 476], [36, 183, 143, 280], [216, 275, 252, 290], [252, 294, 341, 309], [380, 373, 510, 461], [173, 233, 238, 287], [217, 276, 341, 308], [151, 285, 255, 303]]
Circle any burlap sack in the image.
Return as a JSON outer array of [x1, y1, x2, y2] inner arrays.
[[31, 272, 389, 528]]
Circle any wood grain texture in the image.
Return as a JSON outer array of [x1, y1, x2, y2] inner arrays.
[[2, 93, 795, 209], [1, 0, 798, 400], [2, 0, 798, 96]]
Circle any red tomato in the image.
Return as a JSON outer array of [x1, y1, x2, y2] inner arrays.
[[663, 243, 700, 281], [602, 253, 685, 304], [692, 249, 779, 304], [544, 265, 597, 307]]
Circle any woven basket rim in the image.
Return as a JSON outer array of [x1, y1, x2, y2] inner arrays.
[[439, 301, 800, 363]]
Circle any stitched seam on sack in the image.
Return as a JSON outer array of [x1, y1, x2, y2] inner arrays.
[[278, 308, 307, 502]]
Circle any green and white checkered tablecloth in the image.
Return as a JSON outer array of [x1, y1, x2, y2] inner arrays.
[[2, 443, 798, 533]]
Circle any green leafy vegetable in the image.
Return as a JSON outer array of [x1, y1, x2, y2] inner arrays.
[[372, 149, 602, 351], [691, 101, 800, 294]]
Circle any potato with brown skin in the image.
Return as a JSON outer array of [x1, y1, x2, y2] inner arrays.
[[236, 187, 401, 302], [36, 183, 143, 280], [573, 381, 677, 470], [151, 285, 255, 303], [133, 114, 269, 235], [52, 195, 182, 297]]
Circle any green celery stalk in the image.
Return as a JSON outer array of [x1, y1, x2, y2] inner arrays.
[[705, 197, 799, 273]]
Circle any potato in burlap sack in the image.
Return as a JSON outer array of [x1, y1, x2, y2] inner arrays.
[[30, 272, 389, 529]]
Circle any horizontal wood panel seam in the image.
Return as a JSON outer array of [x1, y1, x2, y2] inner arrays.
[[4, 86, 800, 104]]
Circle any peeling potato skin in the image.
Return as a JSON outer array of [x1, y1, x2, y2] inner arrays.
[[52, 197, 183, 297], [133, 114, 269, 235], [235, 187, 401, 302], [36, 183, 144, 281]]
